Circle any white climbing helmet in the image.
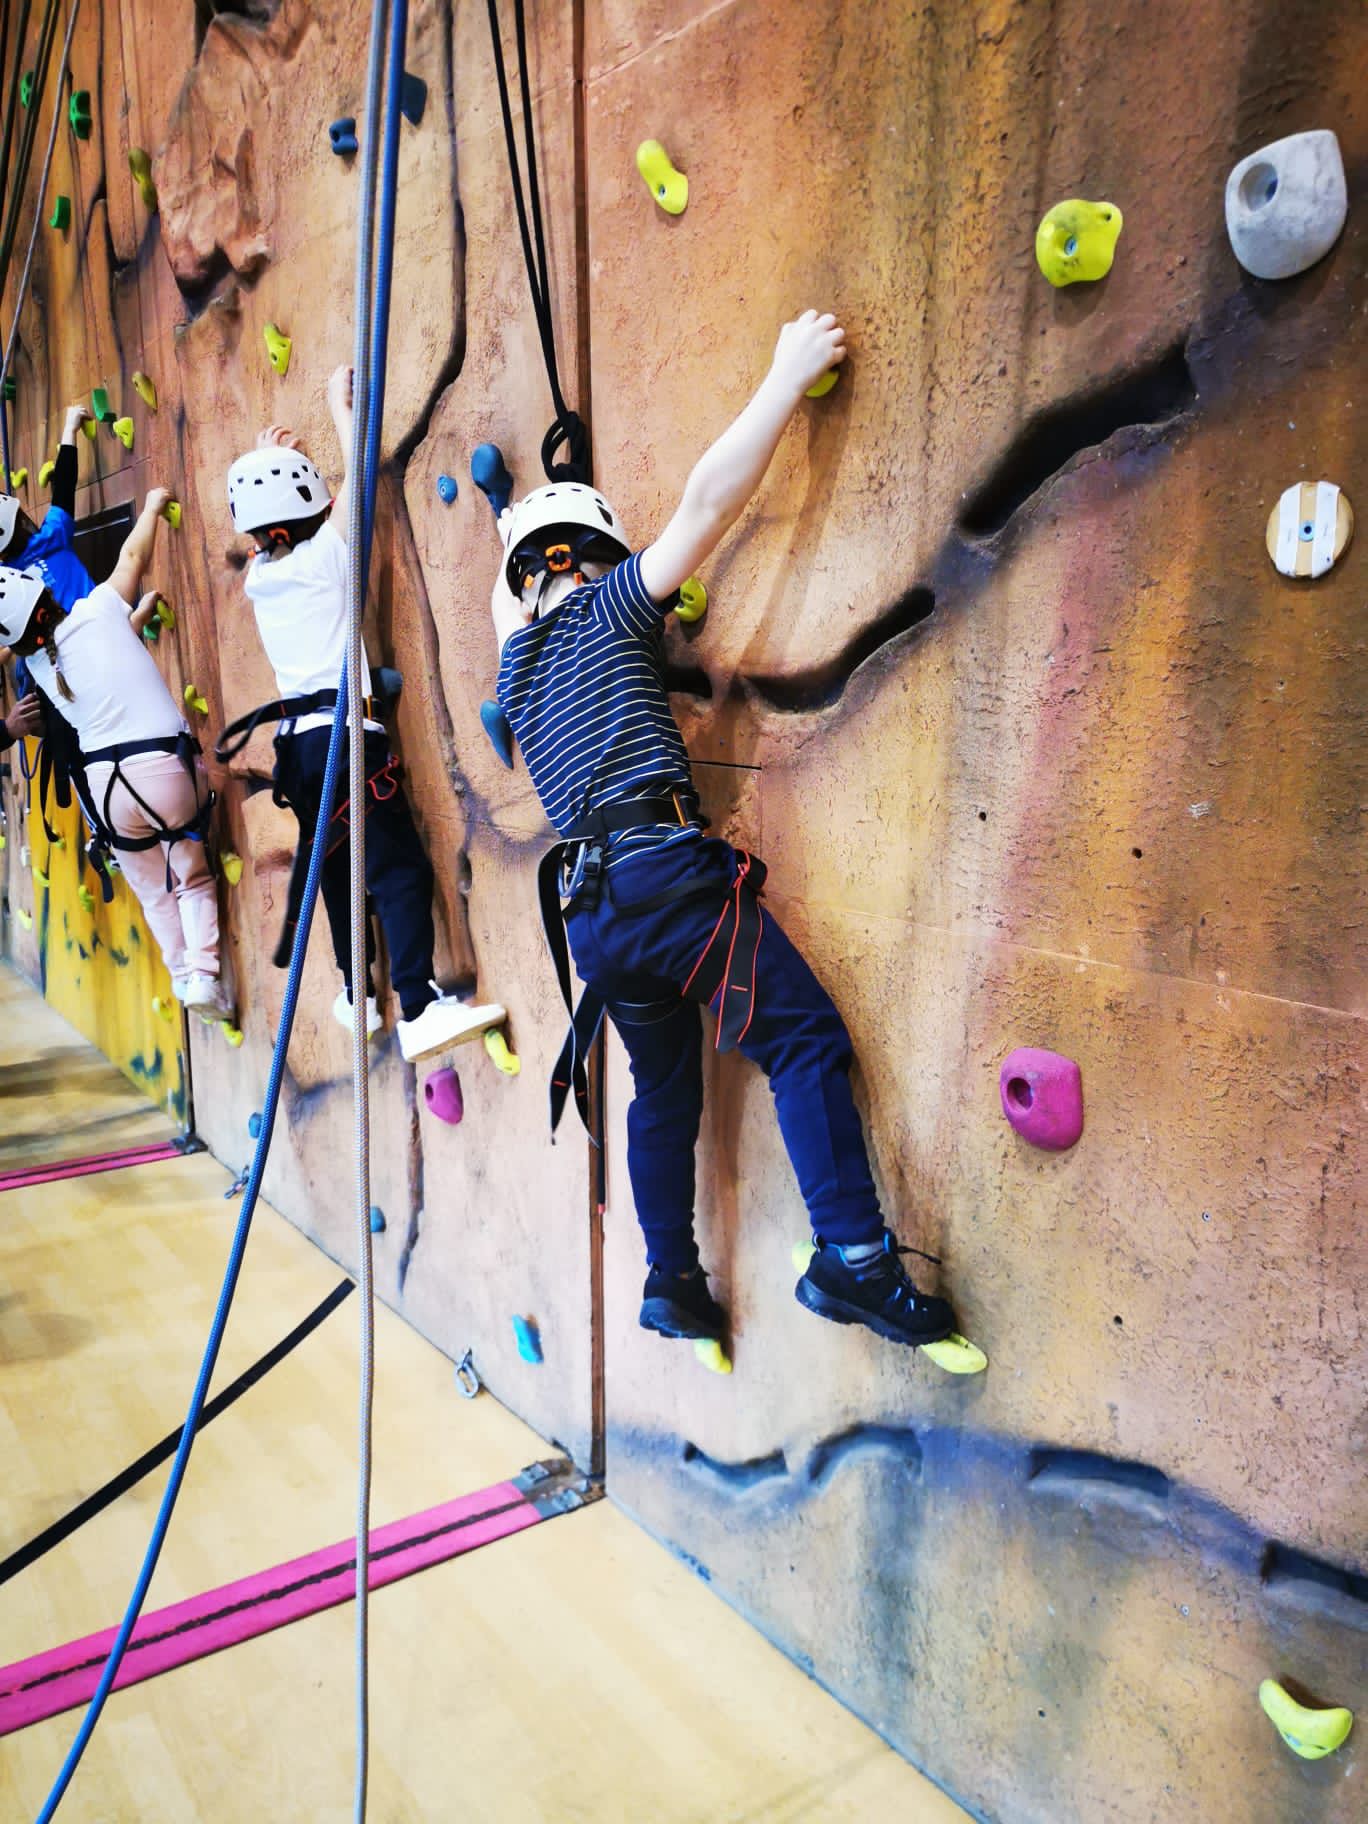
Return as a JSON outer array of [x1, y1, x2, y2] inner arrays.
[[501, 481, 630, 594], [0, 492, 22, 554], [0, 565, 48, 646], [225, 447, 329, 537]]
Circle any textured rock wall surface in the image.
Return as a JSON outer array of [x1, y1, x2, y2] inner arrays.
[[2, 2, 1364, 1819]]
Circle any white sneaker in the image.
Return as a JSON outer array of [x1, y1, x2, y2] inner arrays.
[[397, 986, 506, 1064], [333, 989, 383, 1041], [175, 971, 235, 1023]]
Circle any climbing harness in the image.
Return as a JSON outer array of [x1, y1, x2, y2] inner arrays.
[[212, 665, 403, 763], [537, 784, 770, 1138], [485, 0, 591, 485], [35, 0, 405, 1813], [80, 730, 216, 892]]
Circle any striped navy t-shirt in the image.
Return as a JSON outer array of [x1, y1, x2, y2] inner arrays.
[[496, 552, 702, 871]]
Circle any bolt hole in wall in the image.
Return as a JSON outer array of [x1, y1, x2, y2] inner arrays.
[[1240, 161, 1279, 210]]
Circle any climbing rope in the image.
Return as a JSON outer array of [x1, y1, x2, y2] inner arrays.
[[0, 0, 34, 234], [0, 0, 80, 392], [0, 0, 62, 476], [33, 0, 404, 1807], [485, 0, 591, 484]]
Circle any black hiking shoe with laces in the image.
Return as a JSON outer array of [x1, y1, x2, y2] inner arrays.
[[795, 1231, 956, 1347], [640, 1263, 727, 1342]]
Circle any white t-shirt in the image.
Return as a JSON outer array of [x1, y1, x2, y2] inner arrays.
[[26, 583, 187, 752], [243, 518, 378, 735]]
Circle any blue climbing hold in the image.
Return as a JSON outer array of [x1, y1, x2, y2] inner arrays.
[[512, 1315, 543, 1364], [437, 473, 458, 504], [480, 699, 515, 770], [400, 72, 428, 127], [369, 1206, 386, 1234], [329, 117, 359, 156], [471, 443, 514, 519], [247, 1111, 263, 1140]]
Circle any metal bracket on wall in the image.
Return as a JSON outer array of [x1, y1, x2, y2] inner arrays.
[[514, 1457, 605, 1518]]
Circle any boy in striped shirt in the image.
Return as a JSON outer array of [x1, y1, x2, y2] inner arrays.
[[495, 310, 963, 1359]]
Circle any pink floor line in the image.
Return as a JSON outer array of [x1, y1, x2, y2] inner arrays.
[[0, 1481, 542, 1735], [0, 1140, 185, 1194]]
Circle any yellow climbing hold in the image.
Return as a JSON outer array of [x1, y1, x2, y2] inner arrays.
[[806, 369, 840, 399], [221, 1022, 245, 1048], [221, 851, 244, 886], [81, 417, 97, 442], [132, 371, 158, 411], [184, 684, 209, 716], [484, 1026, 520, 1075], [32, 865, 49, 888], [1259, 1680, 1352, 1760], [154, 597, 176, 630], [694, 1338, 732, 1375], [635, 139, 688, 215], [128, 147, 158, 211], [77, 885, 95, 913], [51, 833, 66, 850], [16, 908, 33, 930], [263, 322, 292, 377], [1035, 199, 1123, 287], [675, 577, 708, 624], [921, 1333, 988, 1375], [792, 1239, 816, 1272], [113, 417, 135, 451], [162, 499, 182, 529], [39, 458, 55, 487], [8, 468, 27, 489], [152, 994, 175, 1021]]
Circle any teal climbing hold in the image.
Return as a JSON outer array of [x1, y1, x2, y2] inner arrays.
[[437, 473, 458, 504], [512, 1315, 543, 1364], [369, 1206, 386, 1234], [400, 72, 427, 126], [471, 443, 514, 518]]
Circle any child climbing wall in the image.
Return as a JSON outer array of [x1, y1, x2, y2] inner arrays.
[[225, 364, 504, 1063], [0, 403, 96, 684], [0, 489, 231, 1022], [494, 310, 978, 1364]]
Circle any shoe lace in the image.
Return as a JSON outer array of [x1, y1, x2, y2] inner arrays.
[[881, 1243, 942, 1312]]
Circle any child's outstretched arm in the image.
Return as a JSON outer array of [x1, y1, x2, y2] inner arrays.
[[49, 403, 93, 517], [326, 364, 355, 535], [109, 487, 172, 603], [638, 309, 846, 603]]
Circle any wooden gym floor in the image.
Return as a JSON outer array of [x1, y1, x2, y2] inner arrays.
[[0, 960, 968, 1821]]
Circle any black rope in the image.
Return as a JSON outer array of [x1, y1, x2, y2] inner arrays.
[[0, 0, 33, 237], [0, 1278, 354, 1587], [485, 0, 590, 484], [0, 0, 61, 297]]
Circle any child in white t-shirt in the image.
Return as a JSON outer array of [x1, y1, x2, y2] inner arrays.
[[226, 365, 502, 1063], [0, 488, 231, 1021]]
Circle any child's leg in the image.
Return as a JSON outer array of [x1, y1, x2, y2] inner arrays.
[[276, 731, 376, 998], [360, 740, 437, 1021], [85, 757, 194, 980], [609, 997, 706, 1273], [730, 911, 886, 1249]]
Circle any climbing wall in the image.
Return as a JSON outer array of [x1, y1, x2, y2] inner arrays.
[[1, 2, 1364, 1818]]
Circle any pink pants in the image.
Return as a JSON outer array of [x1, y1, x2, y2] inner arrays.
[[85, 752, 219, 982]]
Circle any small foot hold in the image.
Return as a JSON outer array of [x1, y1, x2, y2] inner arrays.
[[32, 865, 49, 888], [77, 885, 95, 913], [39, 459, 56, 487], [920, 1333, 988, 1375], [636, 139, 688, 215], [161, 499, 182, 529], [400, 72, 428, 127], [49, 194, 71, 231], [263, 322, 292, 377], [183, 683, 208, 716], [113, 416, 135, 451], [675, 577, 708, 623], [8, 468, 28, 490], [1258, 1680, 1352, 1760], [512, 1315, 543, 1364], [480, 699, 516, 769], [16, 908, 33, 930], [423, 1066, 464, 1124], [152, 995, 176, 1021], [694, 1339, 732, 1375], [369, 1205, 386, 1234], [20, 71, 34, 108], [248, 1111, 263, 1139], [806, 368, 840, 399], [69, 90, 93, 139], [221, 851, 243, 885], [1035, 199, 1122, 287], [2, 376, 14, 402], [219, 1021, 244, 1048], [436, 473, 458, 504], [132, 370, 158, 410], [128, 148, 158, 210], [329, 117, 359, 156], [471, 444, 514, 517], [484, 1027, 520, 1075]]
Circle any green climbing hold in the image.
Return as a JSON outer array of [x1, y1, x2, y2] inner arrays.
[[49, 194, 71, 232], [20, 72, 35, 109], [90, 387, 115, 424], [2, 376, 14, 402], [68, 90, 92, 139]]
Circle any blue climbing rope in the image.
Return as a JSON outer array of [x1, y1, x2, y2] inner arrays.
[[34, 2, 404, 1811]]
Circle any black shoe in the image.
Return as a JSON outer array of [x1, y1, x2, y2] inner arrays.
[[795, 1231, 956, 1347], [640, 1263, 727, 1342]]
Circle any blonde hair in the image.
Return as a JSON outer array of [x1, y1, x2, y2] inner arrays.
[[38, 618, 74, 702]]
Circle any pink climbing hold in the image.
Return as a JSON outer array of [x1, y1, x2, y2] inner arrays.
[[423, 1067, 464, 1125], [999, 1048, 1084, 1151]]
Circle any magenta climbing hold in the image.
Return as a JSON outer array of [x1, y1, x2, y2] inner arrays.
[[999, 1048, 1084, 1151], [423, 1067, 464, 1125]]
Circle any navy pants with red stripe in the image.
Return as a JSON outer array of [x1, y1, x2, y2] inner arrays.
[[565, 836, 886, 1275]]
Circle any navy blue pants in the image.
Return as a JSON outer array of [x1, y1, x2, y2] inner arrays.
[[566, 836, 886, 1274], [274, 727, 436, 1021]]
